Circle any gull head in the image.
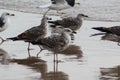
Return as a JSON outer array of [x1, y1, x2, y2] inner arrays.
[[77, 13, 89, 19], [42, 16, 52, 23], [1, 12, 15, 19]]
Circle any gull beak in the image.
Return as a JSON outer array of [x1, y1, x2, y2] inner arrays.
[[72, 31, 77, 34], [10, 14, 15, 16], [50, 25, 56, 28], [75, 2, 80, 5], [84, 15, 89, 18]]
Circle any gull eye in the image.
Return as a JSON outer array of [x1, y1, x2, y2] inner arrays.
[[66, 29, 71, 32], [6, 13, 10, 15]]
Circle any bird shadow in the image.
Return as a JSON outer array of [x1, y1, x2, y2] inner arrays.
[[58, 44, 83, 59], [91, 33, 120, 46], [42, 58, 69, 80], [100, 65, 120, 80], [10, 54, 69, 80], [0, 48, 10, 65]]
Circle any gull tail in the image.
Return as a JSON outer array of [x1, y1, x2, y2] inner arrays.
[[92, 27, 108, 32], [90, 33, 105, 37], [7, 37, 19, 41]]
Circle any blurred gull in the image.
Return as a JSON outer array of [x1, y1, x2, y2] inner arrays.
[[37, 0, 75, 15], [0, 12, 15, 44], [91, 26, 120, 45], [48, 13, 88, 41], [7, 16, 50, 57], [48, 14, 88, 31], [0, 12, 14, 32], [29, 28, 76, 58]]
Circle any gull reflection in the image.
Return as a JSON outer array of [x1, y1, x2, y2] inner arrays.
[[60, 44, 83, 59], [12, 56, 69, 80], [91, 32, 120, 46], [101, 33, 120, 45], [0, 48, 10, 65], [42, 60, 69, 80], [11, 57, 47, 79], [100, 65, 120, 80]]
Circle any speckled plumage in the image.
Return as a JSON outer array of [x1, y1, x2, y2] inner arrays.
[[48, 14, 88, 31], [7, 16, 48, 42], [30, 28, 73, 53]]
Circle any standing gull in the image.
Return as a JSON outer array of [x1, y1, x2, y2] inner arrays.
[[48, 14, 88, 31], [91, 26, 120, 45], [7, 16, 50, 57], [38, 0, 75, 15], [48, 13, 88, 41], [29, 28, 75, 58], [0, 12, 15, 44]]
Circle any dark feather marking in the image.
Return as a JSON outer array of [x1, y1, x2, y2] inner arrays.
[[92, 26, 120, 36], [0, 17, 5, 27], [65, 0, 75, 7]]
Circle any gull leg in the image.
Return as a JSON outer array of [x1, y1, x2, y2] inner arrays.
[[27, 42, 31, 57], [56, 53, 58, 71], [53, 53, 56, 72], [27, 42, 31, 50], [36, 46, 44, 57]]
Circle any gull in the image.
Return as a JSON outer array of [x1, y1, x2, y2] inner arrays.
[[0, 12, 15, 44], [91, 26, 120, 45], [29, 28, 76, 58], [37, 0, 75, 15], [48, 13, 88, 41], [7, 16, 50, 57], [48, 13, 88, 31]]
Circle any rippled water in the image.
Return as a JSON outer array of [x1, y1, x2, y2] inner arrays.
[[0, 9, 120, 80]]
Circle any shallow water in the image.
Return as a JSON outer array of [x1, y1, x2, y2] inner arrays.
[[0, 9, 120, 80]]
